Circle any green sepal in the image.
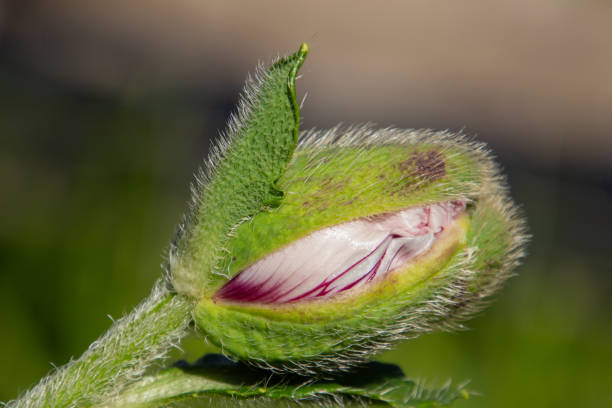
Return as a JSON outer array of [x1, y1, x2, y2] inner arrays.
[[173, 43, 309, 297]]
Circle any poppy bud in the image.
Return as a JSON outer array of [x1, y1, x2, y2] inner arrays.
[[171, 44, 527, 375]]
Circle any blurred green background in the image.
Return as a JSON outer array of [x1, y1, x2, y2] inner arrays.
[[1, 1, 611, 406]]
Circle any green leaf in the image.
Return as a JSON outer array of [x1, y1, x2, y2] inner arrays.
[[99, 354, 470, 408]]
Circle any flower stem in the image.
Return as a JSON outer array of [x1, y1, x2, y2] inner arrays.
[[6, 280, 193, 408]]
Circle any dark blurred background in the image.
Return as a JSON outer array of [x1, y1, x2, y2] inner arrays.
[[1, 1, 611, 406]]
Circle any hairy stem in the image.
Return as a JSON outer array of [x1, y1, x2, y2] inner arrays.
[[6, 280, 193, 408]]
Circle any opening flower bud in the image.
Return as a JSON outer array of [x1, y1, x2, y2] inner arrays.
[[192, 127, 525, 375], [171, 45, 527, 375]]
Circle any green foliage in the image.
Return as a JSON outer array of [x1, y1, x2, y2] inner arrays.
[[99, 355, 469, 408]]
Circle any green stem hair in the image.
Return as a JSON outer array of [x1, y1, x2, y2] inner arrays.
[[6, 280, 192, 408]]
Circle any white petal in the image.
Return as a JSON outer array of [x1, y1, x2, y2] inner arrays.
[[215, 201, 465, 304]]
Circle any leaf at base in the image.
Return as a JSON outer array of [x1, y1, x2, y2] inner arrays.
[[99, 354, 470, 408]]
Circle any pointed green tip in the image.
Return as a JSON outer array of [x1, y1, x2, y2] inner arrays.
[[299, 42, 309, 56]]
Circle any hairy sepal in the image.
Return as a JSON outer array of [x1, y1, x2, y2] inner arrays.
[[171, 44, 308, 298], [195, 127, 527, 375]]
